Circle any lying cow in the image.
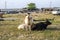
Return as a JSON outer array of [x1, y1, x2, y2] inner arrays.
[[18, 13, 34, 31], [18, 24, 27, 30]]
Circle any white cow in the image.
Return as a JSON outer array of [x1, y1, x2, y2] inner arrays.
[[18, 13, 34, 31], [24, 13, 34, 31], [18, 24, 26, 30]]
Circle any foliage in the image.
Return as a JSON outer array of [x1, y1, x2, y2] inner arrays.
[[27, 3, 36, 10]]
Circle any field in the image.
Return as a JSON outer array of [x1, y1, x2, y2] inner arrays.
[[0, 13, 60, 40]]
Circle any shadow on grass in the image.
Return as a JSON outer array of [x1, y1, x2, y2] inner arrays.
[[0, 19, 4, 21], [32, 19, 52, 31], [47, 28, 60, 30]]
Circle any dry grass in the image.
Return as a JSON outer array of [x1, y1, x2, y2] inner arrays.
[[0, 13, 60, 40]]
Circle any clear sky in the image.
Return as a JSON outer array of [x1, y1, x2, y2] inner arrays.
[[0, 0, 60, 9]]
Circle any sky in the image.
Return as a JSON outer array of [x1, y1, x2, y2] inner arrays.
[[0, 0, 60, 9]]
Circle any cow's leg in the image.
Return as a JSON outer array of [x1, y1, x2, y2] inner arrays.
[[28, 25, 31, 31], [25, 25, 29, 31], [30, 23, 35, 30]]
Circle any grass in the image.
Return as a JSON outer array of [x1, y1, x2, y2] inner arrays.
[[0, 13, 60, 40]]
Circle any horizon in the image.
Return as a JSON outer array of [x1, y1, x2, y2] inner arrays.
[[0, 0, 60, 9]]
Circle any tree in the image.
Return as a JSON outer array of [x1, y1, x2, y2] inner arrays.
[[27, 3, 36, 10]]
